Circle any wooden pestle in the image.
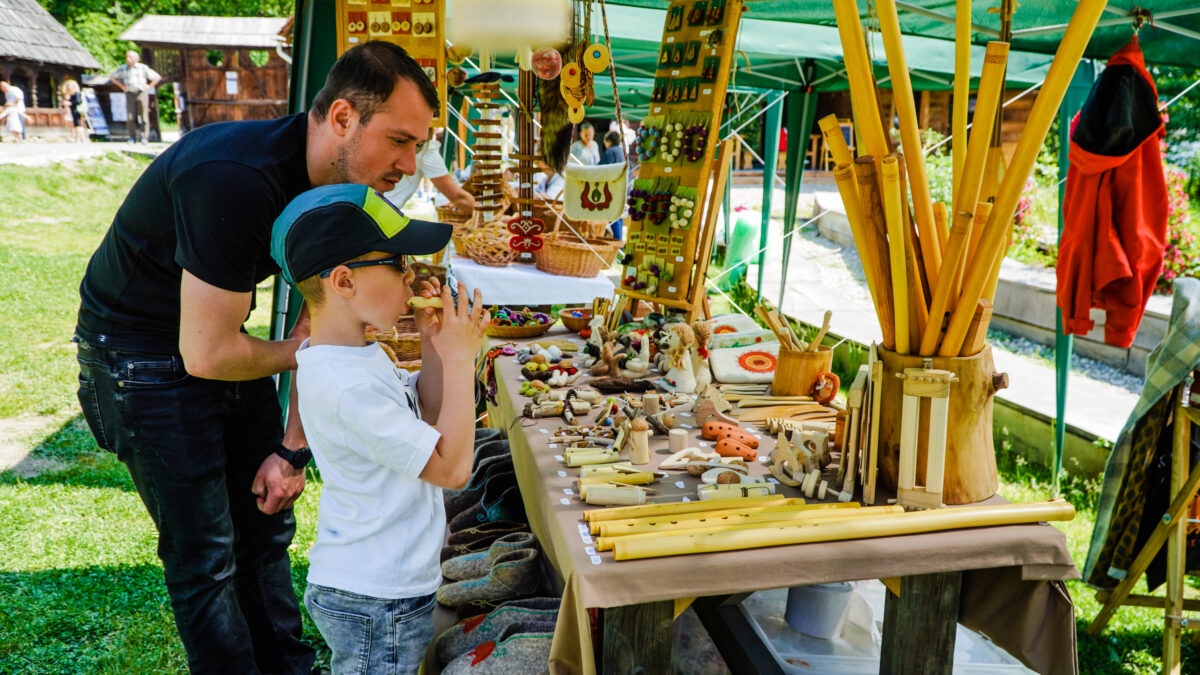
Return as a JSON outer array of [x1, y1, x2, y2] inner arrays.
[[941, 0, 1109, 357], [853, 157, 897, 351]]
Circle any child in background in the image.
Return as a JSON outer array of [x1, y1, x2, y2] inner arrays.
[[270, 184, 489, 674]]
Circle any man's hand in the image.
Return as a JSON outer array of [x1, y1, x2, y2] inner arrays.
[[251, 453, 306, 514], [289, 302, 311, 341]]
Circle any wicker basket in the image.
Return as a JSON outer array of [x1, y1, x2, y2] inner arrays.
[[558, 308, 593, 332], [485, 321, 553, 338], [366, 316, 421, 362], [462, 222, 517, 267], [533, 234, 621, 278], [529, 201, 608, 239]]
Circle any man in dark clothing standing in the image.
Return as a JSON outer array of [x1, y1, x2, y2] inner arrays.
[[600, 129, 625, 166], [75, 41, 440, 674]]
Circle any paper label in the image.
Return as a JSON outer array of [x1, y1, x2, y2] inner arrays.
[[557, 470, 567, 478], [560, 497, 571, 505], [548, 443, 558, 449], [675, 481, 686, 488], [555, 455, 564, 462], [591, 555, 603, 565], [563, 488, 574, 495]]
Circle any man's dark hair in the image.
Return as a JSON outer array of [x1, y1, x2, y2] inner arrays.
[[311, 41, 439, 125], [604, 130, 621, 146]]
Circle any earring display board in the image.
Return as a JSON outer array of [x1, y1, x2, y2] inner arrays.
[[620, 0, 743, 304], [335, 0, 448, 127]]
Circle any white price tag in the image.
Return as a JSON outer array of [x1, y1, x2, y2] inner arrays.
[[671, 70, 680, 76], [676, 256, 684, 262], [679, 424, 692, 429], [681, 496, 691, 502], [539, 428, 549, 434], [585, 546, 596, 556], [548, 443, 558, 449], [667, 36, 675, 43], [675, 481, 686, 489], [591, 555, 603, 565], [653, 106, 662, 113], [563, 488, 574, 496], [703, 88, 713, 95], [668, 286, 677, 293], [698, 441, 708, 448], [557, 470, 567, 478], [560, 497, 571, 505], [664, 167, 673, 173], [555, 455, 564, 462]]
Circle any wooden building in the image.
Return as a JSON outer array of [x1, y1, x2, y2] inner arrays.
[[119, 15, 291, 135], [0, 0, 100, 138]]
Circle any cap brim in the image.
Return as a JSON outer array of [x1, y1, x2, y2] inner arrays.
[[375, 217, 454, 256]]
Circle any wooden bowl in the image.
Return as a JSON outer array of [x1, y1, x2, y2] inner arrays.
[[558, 308, 593, 332]]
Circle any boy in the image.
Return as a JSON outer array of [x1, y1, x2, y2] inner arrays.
[[270, 184, 489, 674]]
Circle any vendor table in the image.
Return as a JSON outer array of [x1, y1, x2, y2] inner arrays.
[[448, 255, 614, 306], [486, 330, 1079, 675]]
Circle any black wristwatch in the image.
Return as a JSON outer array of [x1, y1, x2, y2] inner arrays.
[[276, 446, 313, 469]]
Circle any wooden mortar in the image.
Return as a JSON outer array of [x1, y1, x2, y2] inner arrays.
[[876, 345, 1005, 504]]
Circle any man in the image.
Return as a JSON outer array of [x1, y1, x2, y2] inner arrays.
[[599, 129, 625, 165], [568, 121, 600, 165], [75, 42, 439, 674], [111, 50, 161, 144], [384, 131, 475, 212]]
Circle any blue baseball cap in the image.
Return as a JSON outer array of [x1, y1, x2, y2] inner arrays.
[[270, 184, 451, 284]]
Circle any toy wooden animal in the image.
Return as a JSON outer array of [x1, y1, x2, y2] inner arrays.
[[589, 335, 624, 377]]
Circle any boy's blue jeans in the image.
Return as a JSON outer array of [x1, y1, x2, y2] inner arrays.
[[74, 338, 314, 675], [304, 584, 435, 675]]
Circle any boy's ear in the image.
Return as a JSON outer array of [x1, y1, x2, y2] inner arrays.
[[328, 265, 356, 298]]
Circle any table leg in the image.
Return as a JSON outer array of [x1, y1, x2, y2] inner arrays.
[[693, 594, 786, 675], [599, 600, 674, 675], [880, 571, 962, 675]]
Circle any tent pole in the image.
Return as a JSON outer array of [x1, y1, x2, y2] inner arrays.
[[779, 66, 818, 307], [756, 92, 785, 303], [1053, 60, 1096, 496]]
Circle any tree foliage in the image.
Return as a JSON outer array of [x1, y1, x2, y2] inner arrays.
[[37, 0, 293, 71]]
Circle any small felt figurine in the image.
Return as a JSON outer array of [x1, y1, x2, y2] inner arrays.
[[690, 320, 713, 394], [583, 316, 607, 366], [657, 323, 696, 393], [589, 335, 625, 377], [621, 335, 653, 378]]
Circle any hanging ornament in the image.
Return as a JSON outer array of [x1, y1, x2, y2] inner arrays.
[[568, 104, 586, 124], [447, 44, 472, 65], [583, 43, 610, 73], [561, 63, 582, 87], [531, 48, 562, 80], [446, 66, 468, 88]]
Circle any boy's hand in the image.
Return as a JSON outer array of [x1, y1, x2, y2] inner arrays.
[[429, 283, 489, 360], [412, 276, 442, 335]]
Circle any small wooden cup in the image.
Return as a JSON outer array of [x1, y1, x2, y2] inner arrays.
[[772, 346, 834, 396]]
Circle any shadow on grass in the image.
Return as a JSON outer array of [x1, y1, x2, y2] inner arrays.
[[0, 561, 328, 675], [1, 414, 134, 491], [1076, 612, 1200, 673]]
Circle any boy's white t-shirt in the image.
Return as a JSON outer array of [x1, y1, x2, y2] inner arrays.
[[295, 339, 444, 599]]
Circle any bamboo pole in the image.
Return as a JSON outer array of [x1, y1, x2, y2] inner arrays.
[[932, 202, 958, 297], [876, 0, 941, 287], [917, 41, 1010, 356], [941, 0, 1108, 356], [834, 163, 886, 325], [819, 114, 855, 167], [596, 502, 864, 537], [612, 499, 1076, 561], [854, 158, 897, 351], [952, 0, 971, 212], [881, 156, 910, 355], [831, 0, 890, 163], [582, 495, 795, 524], [982, 215, 1014, 305], [894, 153, 929, 344], [597, 505, 905, 551]]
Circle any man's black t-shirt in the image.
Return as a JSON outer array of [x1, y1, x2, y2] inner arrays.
[[77, 114, 311, 354]]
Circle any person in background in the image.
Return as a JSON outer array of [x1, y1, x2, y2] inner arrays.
[[61, 78, 87, 143], [384, 131, 474, 213], [568, 121, 600, 166], [0, 81, 30, 142], [111, 50, 161, 144], [600, 129, 625, 166], [532, 160, 565, 201]]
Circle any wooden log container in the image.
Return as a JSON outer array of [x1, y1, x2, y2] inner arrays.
[[773, 346, 834, 397], [876, 345, 1003, 504]]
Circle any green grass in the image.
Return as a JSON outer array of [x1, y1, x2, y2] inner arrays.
[[0, 158, 1197, 672]]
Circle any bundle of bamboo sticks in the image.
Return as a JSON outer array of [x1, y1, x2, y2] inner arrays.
[[829, 0, 1108, 357]]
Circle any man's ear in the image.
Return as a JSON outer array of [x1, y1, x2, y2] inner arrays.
[[328, 266, 356, 298], [327, 99, 358, 138]]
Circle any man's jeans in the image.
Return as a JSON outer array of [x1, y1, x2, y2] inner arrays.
[[75, 338, 315, 675], [304, 584, 435, 675]]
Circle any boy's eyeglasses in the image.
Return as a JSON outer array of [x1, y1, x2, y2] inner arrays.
[[318, 255, 408, 278]]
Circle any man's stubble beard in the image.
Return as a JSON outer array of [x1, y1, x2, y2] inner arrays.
[[331, 126, 365, 185]]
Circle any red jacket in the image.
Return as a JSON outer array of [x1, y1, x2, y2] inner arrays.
[[1057, 37, 1167, 348]]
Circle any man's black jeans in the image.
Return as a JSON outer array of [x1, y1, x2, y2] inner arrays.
[[75, 338, 315, 675]]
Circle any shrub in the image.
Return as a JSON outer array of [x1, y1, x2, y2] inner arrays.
[[1157, 164, 1199, 293]]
